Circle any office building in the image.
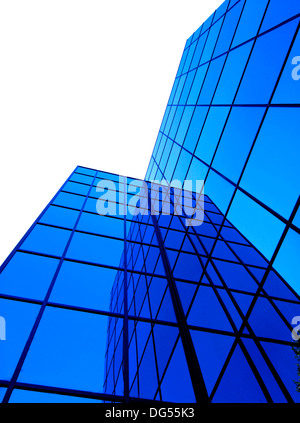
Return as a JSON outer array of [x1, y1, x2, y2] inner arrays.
[[1, 0, 300, 403]]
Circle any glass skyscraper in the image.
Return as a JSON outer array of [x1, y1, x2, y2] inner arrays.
[[1, 0, 300, 404]]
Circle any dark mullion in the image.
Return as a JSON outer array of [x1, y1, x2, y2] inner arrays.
[[150, 210, 209, 403]]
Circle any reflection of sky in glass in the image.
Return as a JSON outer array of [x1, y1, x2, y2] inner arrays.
[[18, 307, 112, 393]]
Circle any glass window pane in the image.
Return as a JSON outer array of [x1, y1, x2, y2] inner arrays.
[[227, 190, 285, 261], [21, 225, 71, 257], [273, 30, 300, 104], [63, 181, 90, 196], [259, 0, 300, 33], [213, 41, 253, 105], [50, 261, 120, 311], [18, 307, 117, 393], [212, 107, 265, 182], [77, 213, 124, 239], [0, 299, 40, 380], [53, 192, 85, 210], [235, 20, 298, 104], [194, 106, 230, 164], [66, 232, 124, 268], [39, 205, 80, 229], [274, 229, 300, 295], [0, 252, 59, 300], [240, 107, 300, 219], [232, 0, 268, 47]]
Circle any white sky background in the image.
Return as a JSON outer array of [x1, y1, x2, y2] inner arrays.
[[0, 0, 224, 265]]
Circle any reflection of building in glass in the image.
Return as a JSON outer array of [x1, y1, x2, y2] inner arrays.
[[0, 0, 300, 404]]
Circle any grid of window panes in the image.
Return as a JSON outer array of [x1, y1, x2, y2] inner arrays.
[[0, 166, 130, 403], [0, 164, 300, 403], [145, 0, 300, 297], [104, 176, 300, 403]]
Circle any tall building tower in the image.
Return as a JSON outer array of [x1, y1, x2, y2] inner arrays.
[[1, 0, 300, 404]]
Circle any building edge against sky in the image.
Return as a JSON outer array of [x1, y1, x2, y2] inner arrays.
[[0, 0, 300, 404], [145, 0, 300, 296]]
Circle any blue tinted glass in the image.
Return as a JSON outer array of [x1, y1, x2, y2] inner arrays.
[[173, 252, 203, 282], [0, 298, 40, 379], [212, 0, 244, 57], [263, 270, 299, 301], [235, 20, 298, 104], [212, 344, 266, 403], [0, 252, 59, 300], [9, 389, 101, 403], [248, 297, 291, 342], [191, 330, 234, 395], [176, 281, 197, 314], [186, 157, 209, 182], [273, 30, 300, 104], [168, 106, 184, 139], [202, 12, 214, 33], [293, 207, 300, 229], [205, 170, 235, 214], [227, 191, 285, 261], [261, 341, 299, 403], [274, 229, 300, 295], [168, 79, 180, 104], [53, 191, 85, 210], [194, 106, 230, 163], [229, 242, 268, 267], [18, 307, 114, 393], [180, 70, 196, 104], [50, 261, 119, 311], [183, 106, 209, 153], [176, 50, 188, 77], [156, 288, 177, 323], [190, 33, 208, 69], [212, 107, 265, 182], [63, 181, 90, 196], [70, 173, 93, 185], [173, 75, 187, 104], [172, 149, 192, 181], [75, 166, 96, 176], [260, 0, 300, 33], [187, 64, 209, 104], [138, 336, 159, 399], [164, 143, 181, 181], [213, 41, 253, 104], [220, 225, 249, 244], [153, 324, 179, 378], [213, 0, 230, 22], [200, 18, 224, 64], [197, 56, 227, 104], [212, 240, 239, 262], [174, 107, 194, 145], [21, 225, 71, 257], [182, 42, 197, 74], [240, 107, 300, 219], [39, 205, 79, 229], [232, 0, 269, 47], [187, 285, 233, 332], [158, 139, 172, 174], [160, 338, 196, 402], [0, 388, 6, 402], [66, 232, 124, 268], [77, 213, 124, 239]]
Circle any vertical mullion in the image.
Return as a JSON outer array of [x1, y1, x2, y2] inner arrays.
[[122, 176, 129, 402], [149, 187, 209, 403]]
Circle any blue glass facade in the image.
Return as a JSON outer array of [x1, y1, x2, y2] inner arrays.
[[0, 0, 300, 404]]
